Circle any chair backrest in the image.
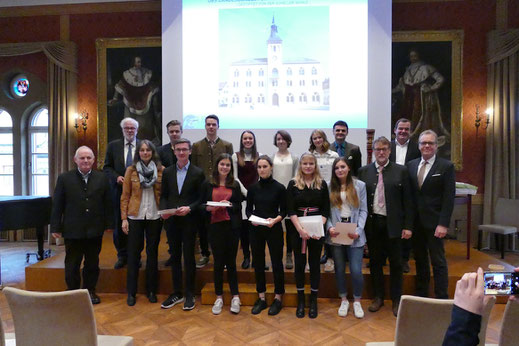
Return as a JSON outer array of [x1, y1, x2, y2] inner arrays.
[[394, 295, 454, 346], [0, 311, 5, 346], [3, 287, 98, 346], [499, 299, 519, 346], [494, 198, 519, 226], [394, 295, 495, 346]]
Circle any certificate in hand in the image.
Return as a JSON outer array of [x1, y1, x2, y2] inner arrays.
[[248, 215, 270, 226], [158, 208, 178, 216], [299, 215, 324, 238], [206, 201, 232, 207], [332, 222, 357, 245]]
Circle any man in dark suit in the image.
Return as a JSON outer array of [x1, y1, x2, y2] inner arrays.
[[389, 118, 421, 273], [330, 120, 362, 176], [51, 146, 114, 304], [103, 117, 139, 269], [159, 138, 205, 311], [358, 136, 414, 316], [407, 129, 455, 299], [158, 119, 183, 168]]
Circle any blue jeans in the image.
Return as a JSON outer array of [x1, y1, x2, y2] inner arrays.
[[330, 245, 364, 299]]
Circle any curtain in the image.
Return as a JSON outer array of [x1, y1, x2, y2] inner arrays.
[[484, 30, 519, 223], [0, 41, 78, 193]]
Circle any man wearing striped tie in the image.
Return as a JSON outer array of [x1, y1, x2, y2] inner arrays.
[[407, 129, 455, 299], [103, 117, 140, 269]]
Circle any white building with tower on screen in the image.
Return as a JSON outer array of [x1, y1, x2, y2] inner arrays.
[[219, 17, 328, 109]]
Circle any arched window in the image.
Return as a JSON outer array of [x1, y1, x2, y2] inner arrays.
[[259, 69, 264, 77], [29, 107, 49, 196], [246, 69, 252, 77], [234, 69, 240, 77], [272, 68, 279, 78], [0, 109, 14, 195], [287, 68, 292, 76], [312, 66, 317, 75], [299, 67, 305, 75], [286, 93, 294, 103]]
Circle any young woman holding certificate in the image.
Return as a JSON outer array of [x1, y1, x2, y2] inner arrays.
[[246, 155, 286, 316], [200, 153, 242, 315], [326, 157, 368, 318], [287, 153, 330, 318]]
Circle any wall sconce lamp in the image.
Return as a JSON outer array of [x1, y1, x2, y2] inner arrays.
[[475, 105, 492, 137], [74, 110, 88, 133]]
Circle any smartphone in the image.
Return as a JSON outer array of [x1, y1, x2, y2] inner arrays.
[[484, 272, 519, 295]]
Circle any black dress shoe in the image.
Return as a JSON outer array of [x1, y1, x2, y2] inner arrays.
[[368, 297, 384, 312], [402, 261, 410, 273], [165, 256, 173, 267], [319, 254, 327, 264], [127, 295, 136, 306], [89, 291, 101, 304], [251, 298, 267, 315], [114, 257, 127, 269], [392, 300, 400, 317], [308, 294, 318, 319], [241, 257, 250, 269], [148, 292, 157, 303], [268, 299, 282, 316], [296, 294, 305, 318]]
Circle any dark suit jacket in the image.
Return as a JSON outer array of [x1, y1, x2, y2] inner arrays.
[[50, 170, 114, 239], [159, 162, 205, 212], [158, 143, 177, 168], [389, 139, 421, 164], [330, 141, 362, 176], [199, 180, 242, 230], [407, 156, 456, 229], [358, 161, 414, 238]]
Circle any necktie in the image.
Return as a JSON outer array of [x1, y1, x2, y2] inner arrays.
[[125, 143, 133, 168], [337, 143, 344, 157], [377, 166, 385, 208], [418, 161, 428, 189]]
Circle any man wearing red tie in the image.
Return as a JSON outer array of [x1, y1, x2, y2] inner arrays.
[[406, 130, 455, 299]]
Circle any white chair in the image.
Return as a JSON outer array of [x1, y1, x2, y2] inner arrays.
[[478, 198, 519, 259], [0, 312, 16, 346], [366, 295, 495, 346], [3, 287, 133, 346], [496, 299, 519, 346]]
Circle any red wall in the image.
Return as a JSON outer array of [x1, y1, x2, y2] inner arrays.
[[394, 0, 497, 191]]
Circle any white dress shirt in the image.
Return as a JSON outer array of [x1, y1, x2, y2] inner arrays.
[[395, 140, 409, 165]]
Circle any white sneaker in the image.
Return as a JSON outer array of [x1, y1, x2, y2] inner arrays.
[[305, 263, 310, 272], [353, 301, 364, 318], [230, 296, 241, 314], [324, 259, 335, 272], [212, 298, 223, 315], [338, 300, 349, 317]]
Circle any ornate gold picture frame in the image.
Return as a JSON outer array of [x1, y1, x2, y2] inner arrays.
[[96, 37, 161, 168], [392, 30, 463, 170]]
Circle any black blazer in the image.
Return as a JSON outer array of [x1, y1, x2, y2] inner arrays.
[[389, 139, 421, 164], [407, 157, 456, 229], [50, 170, 114, 239], [358, 161, 414, 238], [158, 143, 177, 168], [199, 180, 242, 230], [159, 162, 205, 212], [330, 141, 362, 176], [103, 138, 140, 186]]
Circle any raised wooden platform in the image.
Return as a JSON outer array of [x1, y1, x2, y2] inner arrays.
[[25, 232, 514, 305]]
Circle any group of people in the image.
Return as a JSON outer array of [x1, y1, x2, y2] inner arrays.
[[50, 114, 455, 320]]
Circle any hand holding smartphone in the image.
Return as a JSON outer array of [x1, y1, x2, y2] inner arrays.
[[484, 272, 519, 295]]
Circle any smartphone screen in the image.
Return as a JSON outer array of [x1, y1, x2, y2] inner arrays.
[[484, 272, 519, 295]]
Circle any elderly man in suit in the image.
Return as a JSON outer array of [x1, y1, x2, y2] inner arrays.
[[330, 120, 362, 176], [51, 146, 114, 304], [407, 129, 455, 299], [191, 114, 233, 268], [358, 136, 413, 316], [159, 138, 205, 311], [389, 118, 421, 273], [103, 117, 140, 269]]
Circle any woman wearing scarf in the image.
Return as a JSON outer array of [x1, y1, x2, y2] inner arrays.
[[120, 139, 164, 306]]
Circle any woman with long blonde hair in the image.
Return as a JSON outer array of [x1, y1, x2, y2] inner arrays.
[[287, 152, 329, 319]]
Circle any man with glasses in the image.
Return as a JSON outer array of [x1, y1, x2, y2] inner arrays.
[[330, 120, 361, 177], [159, 138, 205, 310], [358, 136, 413, 316], [407, 130, 455, 299], [103, 117, 140, 269]]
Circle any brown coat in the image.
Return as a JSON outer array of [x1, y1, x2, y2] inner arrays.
[[120, 165, 164, 220]]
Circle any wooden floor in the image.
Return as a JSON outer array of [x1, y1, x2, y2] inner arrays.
[[0, 235, 515, 345]]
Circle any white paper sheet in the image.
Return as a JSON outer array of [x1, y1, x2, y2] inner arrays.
[[248, 215, 270, 226], [332, 222, 357, 245], [158, 208, 178, 216], [299, 215, 324, 238], [206, 201, 232, 207]]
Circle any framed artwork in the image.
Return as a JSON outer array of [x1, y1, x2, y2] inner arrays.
[[96, 37, 161, 168], [392, 30, 463, 170]]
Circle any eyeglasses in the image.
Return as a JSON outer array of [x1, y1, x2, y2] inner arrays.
[[374, 147, 389, 152], [174, 148, 190, 153], [419, 141, 436, 146], [123, 127, 136, 131]]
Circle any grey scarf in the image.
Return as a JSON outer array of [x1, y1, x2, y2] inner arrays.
[[136, 160, 157, 188]]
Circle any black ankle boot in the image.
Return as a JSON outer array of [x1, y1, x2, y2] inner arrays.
[[296, 291, 305, 318], [308, 291, 318, 318]]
